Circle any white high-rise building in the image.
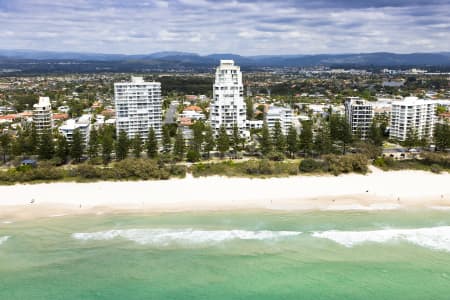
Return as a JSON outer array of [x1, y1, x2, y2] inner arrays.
[[114, 76, 162, 140], [344, 97, 374, 139], [389, 97, 436, 142], [266, 106, 294, 136], [33, 96, 53, 134], [210, 60, 247, 136]]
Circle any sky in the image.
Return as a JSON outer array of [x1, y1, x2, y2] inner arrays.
[[0, 0, 449, 55]]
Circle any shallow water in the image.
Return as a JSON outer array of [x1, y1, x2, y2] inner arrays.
[[1, 210, 450, 299]]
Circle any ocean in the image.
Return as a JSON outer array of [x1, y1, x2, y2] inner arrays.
[[1, 209, 450, 299]]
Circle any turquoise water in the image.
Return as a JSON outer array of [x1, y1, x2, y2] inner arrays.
[[1, 210, 450, 299]]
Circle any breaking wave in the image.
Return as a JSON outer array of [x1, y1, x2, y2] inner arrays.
[[0, 236, 10, 245], [72, 229, 302, 246], [312, 226, 450, 252]]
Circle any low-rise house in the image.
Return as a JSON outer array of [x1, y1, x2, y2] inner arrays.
[[52, 113, 69, 122], [59, 115, 91, 145], [266, 106, 294, 135]]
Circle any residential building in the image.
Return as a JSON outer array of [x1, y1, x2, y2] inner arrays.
[[114, 76, 162, 140], [344, 97, 374, 139], [59, 115, 91, 145], [389, 97, 436, 142], [265, 106, 294, 135], [179, 106, 206, 121], [246, 120, 264, 131], [33, 96, 53, 134], [209, 60, 247, 136]]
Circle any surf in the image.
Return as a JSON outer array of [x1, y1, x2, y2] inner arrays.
[[72, 229, 302, 246], [312, 226, 450, 252]]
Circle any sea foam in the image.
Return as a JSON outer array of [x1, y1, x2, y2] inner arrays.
[[312, 226, 450, 252], [72, 229, 301, 246], [0, 236, 10, 245], [322, 204, 402, 211]]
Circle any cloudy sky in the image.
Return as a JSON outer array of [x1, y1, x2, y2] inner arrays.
[[0, 0, 449, 55]]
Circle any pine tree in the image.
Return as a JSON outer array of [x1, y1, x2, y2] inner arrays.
[[131, 133, 143, 158], [260, 123, 272, 155], [368, 122, 383, 146], [203, 125, 215, 159], [55, 134, 69, 164], [245, 97, 254, 120], [146, 127, 158, 159], [299, 120, 313, 156], [87, 126, 99, 159], [217, 125, 230, 158], [329, 114, 352, 154], [28, 124, 38, 155], [101, 127, 114, 164], [314, 122, 333, 156], [12, 130, 26, 157], [115, 130, 129, 161], [162, 125, 172, 153], [70, 128, 84, 162], [404, 127, 419, 148], [286, 126, 298, 158], [434, 122, 450, 151], [191, 122, 204, 153], [0, 133, 12, 163], [38, 130, 54, 160], [272, 121, 286, 153], [231, 123, 242, 158], [173, 129, 185, 161]]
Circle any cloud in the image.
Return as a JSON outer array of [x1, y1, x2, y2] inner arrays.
[[0, 0, 448, 55]]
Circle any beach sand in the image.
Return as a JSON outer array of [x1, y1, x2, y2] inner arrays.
[[1, 167, 450, 220]]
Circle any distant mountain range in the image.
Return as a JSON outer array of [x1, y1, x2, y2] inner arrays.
[[1, 49, 450, 74]]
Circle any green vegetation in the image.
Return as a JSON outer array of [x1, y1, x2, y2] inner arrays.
[[191, 160, 299, 178], [0, 159, 186, 185], [374, 153, 450, 173]]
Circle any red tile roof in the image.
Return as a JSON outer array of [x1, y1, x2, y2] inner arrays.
[[184, 105, 202, 112]]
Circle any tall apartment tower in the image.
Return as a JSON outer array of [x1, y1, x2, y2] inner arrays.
[[33, 96, 53, 134], [344, 97, 374, 139], [389, 97, 436, 142], [114, 76, 162, 140], [210, 60, 247, 136]]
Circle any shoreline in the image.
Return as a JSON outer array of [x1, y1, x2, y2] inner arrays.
[[1, 168, 450, 220]]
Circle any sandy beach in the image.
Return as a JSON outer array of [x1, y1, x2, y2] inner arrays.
[[1, 167, 450, 220]]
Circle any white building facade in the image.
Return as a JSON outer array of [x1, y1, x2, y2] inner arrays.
[[210, 60, 247, 136], [33, 96, 53, 134], [266, 106, 294, 136], [344, 97, 374, 139], [389, 97, 436, 142], [59, 115, 91, 145], [114, 77, 162, 140]]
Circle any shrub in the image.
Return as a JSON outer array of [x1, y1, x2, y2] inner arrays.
[[167, 164, 187, 178], [373, 157, 386, 168], [299, 158, 322, 173], [422, 152, 450, 169], [257, 159, 275, 175], [77, 164, 102, 179], [186, 149, 201, 162], [266, 151, 285, 161], [430, 164, 442, 174], [323, 154, 369, 175]]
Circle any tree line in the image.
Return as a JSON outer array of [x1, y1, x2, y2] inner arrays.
[[0, 116, 449, 166]]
